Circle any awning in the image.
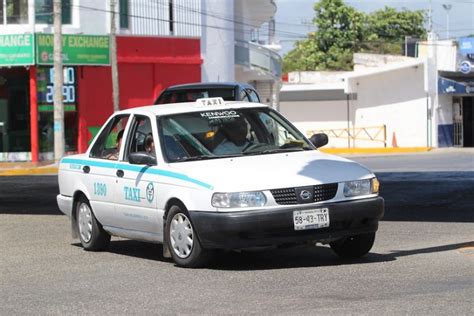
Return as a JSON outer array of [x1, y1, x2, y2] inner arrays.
[[438, 77, 474, 94]]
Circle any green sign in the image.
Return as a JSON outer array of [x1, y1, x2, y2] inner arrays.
[[36, 34, 110, 65], [0, 34, 35, 66]]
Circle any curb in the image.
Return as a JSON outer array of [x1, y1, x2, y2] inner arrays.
[[0, 166, 58, 176], [320, 147, 432, 155]]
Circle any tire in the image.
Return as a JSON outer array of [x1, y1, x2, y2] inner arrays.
[[330, 232, 376, 259], [165, 205, 209, 268], [75, 196, 110, 251]]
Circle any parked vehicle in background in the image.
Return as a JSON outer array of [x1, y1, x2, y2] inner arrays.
[[154, 82, 261, 104]]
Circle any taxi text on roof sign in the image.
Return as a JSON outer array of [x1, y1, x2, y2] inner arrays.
[[196, 97, 225, 107]]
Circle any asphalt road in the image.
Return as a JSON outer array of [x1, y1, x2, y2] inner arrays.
[[1, 150, 473, 314]]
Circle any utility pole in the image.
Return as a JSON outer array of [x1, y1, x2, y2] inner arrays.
[[53, 0, 65, 161], [442, 4, 452, 39], [110, 0, 120, 112], [428, 0, 433, 32]]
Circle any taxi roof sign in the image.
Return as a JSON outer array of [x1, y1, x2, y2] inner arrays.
[[196, 97, 225, 107]]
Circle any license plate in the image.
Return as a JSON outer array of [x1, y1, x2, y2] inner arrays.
[[293, 208, 330, 231]]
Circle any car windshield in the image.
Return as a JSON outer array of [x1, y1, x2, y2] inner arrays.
[[158, 107, 314, 162], [156, 88, 236, 104]]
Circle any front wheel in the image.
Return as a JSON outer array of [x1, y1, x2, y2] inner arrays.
[[75, 196, 110, 251], [330, 232, 376, 259], [165, 205, 210, 268]]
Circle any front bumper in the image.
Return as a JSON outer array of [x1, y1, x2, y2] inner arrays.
[[188, 197, 384, 250]]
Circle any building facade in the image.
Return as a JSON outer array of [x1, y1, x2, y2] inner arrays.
[[0, 0, 281, 162], [418, 37, 474, 148], [280, 55, 428, 149], [280, 37, 474, 150]]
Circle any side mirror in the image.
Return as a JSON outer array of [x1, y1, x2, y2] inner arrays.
[[129, 152, 157, 166], [309, 133, 329, 148]]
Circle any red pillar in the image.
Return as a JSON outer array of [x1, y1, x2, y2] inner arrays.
[[29, 66, 39, 163]]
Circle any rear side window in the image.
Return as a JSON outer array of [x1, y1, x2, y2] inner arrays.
[[246, 89, 260, 103], [240, 90, 250, 102], [89, 115, 129, 160]]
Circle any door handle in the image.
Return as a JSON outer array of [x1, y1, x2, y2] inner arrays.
[[82, 166, 90, 174], [116, 169, 124, 178]]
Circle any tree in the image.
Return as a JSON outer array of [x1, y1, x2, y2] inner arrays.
[[363, 6, 426, 54], [283, 1, 427, 72]]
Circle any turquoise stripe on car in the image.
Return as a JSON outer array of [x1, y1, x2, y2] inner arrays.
[[61, 158, 213, 190]]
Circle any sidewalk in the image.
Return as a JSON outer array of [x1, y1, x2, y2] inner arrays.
[[0, 161, 58, 176], [320, 147, 431, 155]]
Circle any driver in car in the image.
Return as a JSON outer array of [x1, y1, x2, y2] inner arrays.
[[213, 117, 252, 155]]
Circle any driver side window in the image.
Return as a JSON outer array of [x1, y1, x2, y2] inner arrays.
[[125, 116, 155, 162]]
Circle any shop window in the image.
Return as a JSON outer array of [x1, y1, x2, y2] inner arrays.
[[35, 0, 72, 25], [0, 1, 4, 25], [37, 67, 78, 155], [39, 111, 78, 153], [119, 0, 129, 29], [169, 0, 174, 34], [6, 0, 28, 24]]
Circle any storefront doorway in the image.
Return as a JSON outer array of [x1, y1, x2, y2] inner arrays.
[[462, 97, 474, 147], [0, 68, 30, 160]]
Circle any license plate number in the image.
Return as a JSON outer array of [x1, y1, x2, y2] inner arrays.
[[293, 208, 330, 231]]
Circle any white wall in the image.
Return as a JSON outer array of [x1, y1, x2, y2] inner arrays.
[[279, 100, 351, 148], [353, 65, 428, 148], [280, 64, 429, 148]]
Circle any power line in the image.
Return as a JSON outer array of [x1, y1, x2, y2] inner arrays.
[[72, 3, 308, 40]]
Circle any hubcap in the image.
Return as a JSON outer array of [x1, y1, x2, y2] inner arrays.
[[78, 202, 93, 243], [170, 213, 194, 259]]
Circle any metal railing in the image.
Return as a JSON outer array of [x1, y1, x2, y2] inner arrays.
[[307, 125, 387, 148], [235, 40, 282, 79]]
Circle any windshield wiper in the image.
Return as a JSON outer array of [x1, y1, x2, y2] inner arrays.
[[242, 147, 307, 156], [174, 153, 243, 162]]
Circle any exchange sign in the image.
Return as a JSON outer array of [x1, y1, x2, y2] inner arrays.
[[36, 34, 110, 65], [0, 34, 35, 66]]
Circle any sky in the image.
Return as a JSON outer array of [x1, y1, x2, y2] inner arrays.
[[274, 0, 474, 56]]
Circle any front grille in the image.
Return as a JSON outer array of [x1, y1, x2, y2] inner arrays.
[[269, 188, 297, 205], [314, 183, 338, 202], [270, 183, 338, 205]]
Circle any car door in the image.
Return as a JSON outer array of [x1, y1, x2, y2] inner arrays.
[[114, 114, 162, 238], [84, 114, 131, 227]]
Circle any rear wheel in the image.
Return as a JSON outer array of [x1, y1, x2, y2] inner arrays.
[[330, 232, 375, 259], [165, 205, 210, 268], [75, 196, 110, 251]]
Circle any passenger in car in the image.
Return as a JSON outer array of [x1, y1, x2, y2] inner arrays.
[[145, 134, 155, 156], [106, 130, 124, 160]]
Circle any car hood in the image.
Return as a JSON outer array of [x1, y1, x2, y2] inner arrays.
[[167, 151, 374, 191]]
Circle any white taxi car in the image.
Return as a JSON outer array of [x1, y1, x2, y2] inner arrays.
[[57, 98, 384, 268]]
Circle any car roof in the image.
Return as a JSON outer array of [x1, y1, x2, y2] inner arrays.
[[163, 82, 256, 91], [117, 100, 270, 117]]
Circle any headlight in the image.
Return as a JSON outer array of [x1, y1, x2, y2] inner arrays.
[[212, 191, 267, 208], [343, 178, 379, 197]]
